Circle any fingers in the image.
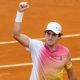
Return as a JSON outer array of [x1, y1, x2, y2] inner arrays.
[[18, 2, 29, 12], [19, 2, 29, 9]]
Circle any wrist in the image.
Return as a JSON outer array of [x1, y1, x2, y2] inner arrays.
[[15, 11, 24, 22]]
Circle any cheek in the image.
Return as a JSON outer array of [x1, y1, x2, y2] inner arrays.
[[54, 37, 60, 42], [52, 36, 59, 40], [51, 37, 60, 43]]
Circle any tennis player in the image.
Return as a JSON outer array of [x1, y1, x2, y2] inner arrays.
[[13, 2, 77, 80]]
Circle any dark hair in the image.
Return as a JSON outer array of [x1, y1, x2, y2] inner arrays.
[[58, 33, 63, 37]]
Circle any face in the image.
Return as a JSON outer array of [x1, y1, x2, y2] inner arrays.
[[45, 30, 60, 46]]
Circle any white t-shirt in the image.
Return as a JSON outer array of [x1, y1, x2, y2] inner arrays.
[[29, 39, 44, 80]]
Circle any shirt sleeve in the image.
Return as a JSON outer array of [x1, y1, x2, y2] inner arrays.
[[64, 52, 73, 69], [64, 54, 73, 69], [28, 39, 43, 53], [65, 61, 73, 69]]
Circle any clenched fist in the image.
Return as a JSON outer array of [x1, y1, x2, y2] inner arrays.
[[18, 2, 29, 12]]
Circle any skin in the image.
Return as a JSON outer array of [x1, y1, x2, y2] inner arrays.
[[13, 2, 77, 80], [44, 30, 60, 49]]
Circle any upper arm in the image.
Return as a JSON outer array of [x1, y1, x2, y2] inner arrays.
[[64, 60, 73, 70], [64, 52, 73, 74], [64, 57, 77, 80], [64, 60, 73, 75], [64, 51, 72, 70], [65, 63, 77, 80], [13, 22, 31, 47], [13, 33, 31, 47]]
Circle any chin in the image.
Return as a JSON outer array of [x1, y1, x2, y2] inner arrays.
[[47, 41, 55, 46], [48, 43, 54, 46]]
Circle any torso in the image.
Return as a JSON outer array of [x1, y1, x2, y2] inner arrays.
[[38, 43, 69, 80], [28, 39, 69, 80]]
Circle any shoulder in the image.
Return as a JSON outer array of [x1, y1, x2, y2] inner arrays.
[[29, 39, 44, 48], [59, 44, 69, 52], [58, 44, 71, 62], [28, 39, 44, 53], [58, 44, 70, 57], [29, 39, 43, 44]]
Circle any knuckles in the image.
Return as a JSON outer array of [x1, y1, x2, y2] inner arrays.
[[19, 2, 28, 8]]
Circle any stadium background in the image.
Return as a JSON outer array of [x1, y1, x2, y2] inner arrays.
[[0, 0, 80, 80]]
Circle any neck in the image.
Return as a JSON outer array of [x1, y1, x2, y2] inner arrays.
[[45, 43, 57, 50]]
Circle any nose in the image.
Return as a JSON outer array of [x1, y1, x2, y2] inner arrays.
[[48, 35, 53, 39]]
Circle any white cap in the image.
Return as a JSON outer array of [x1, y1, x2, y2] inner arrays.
[[45, 22, 62, 34]]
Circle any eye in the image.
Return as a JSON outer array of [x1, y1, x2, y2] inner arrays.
[[46, 32, 50, 35], [52, 33, 57, 36]]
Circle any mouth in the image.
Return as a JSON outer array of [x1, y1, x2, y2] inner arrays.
[[48, 39, 54, 42]]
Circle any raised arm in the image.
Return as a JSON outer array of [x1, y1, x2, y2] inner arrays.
[[13, 2, 30, 47]]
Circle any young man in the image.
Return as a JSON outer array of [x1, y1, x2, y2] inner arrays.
[[13, 2, 77, 80]]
